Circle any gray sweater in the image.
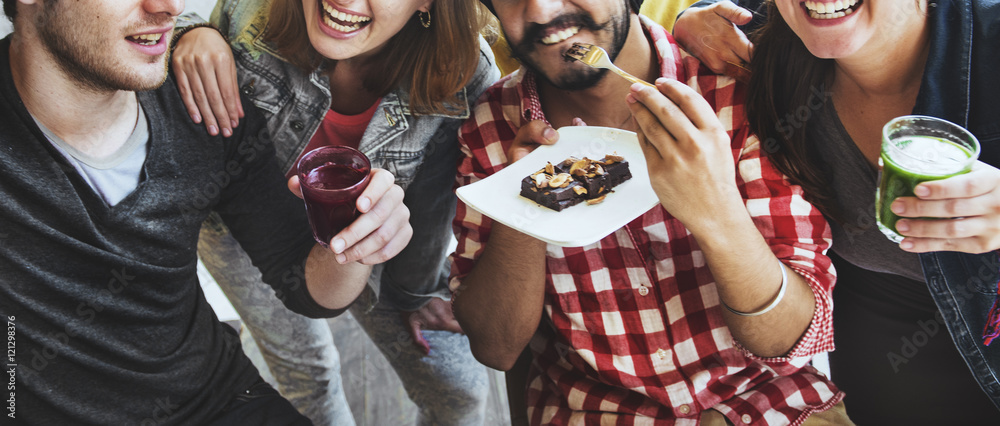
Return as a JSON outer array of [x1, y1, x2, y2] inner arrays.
[[0, 37, 339, 424]]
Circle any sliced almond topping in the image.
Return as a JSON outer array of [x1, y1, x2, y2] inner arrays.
[[604, 154, 624, 163], [548, 173, 571, 188], [569, 158, 589, 174], [544, 162, 555, 175], [595, 165, 605, 175], [586, 195, 607, 205], [572, 186, 588, 195]]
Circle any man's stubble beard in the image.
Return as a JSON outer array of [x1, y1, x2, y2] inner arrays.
[[35, 2, 169, 93]]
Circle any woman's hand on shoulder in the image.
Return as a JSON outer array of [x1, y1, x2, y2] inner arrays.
[[894, 162, 1000, 253], [172, 27, 244, 137], [673, 1, 754, 78]]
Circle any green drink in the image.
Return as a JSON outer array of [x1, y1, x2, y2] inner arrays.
[[876, 116, 980, 243]]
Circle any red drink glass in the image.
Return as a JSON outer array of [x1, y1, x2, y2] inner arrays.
[[297, 146, 372, 248]]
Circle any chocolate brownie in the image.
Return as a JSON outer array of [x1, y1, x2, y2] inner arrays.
[[519, 155, 631, 211]]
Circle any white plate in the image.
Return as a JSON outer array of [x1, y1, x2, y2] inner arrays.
[[456, 126, 660, 247]]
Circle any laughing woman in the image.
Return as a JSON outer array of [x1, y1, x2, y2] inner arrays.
[[673, 0, 1000, 422], [171, 0, 499, 424]]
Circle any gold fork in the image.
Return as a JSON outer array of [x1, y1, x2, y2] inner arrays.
[[564, 43, 655, 88]]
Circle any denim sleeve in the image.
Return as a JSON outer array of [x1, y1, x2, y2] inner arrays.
[[212, 101, 345, 318], [378, 121, 463, 311], [376, 47, 501, 311]]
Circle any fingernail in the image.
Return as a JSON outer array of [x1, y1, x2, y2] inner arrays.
[[630, 82, 644, 92], [626, 94, 637, 104], [222, 128, 232, 137], [231, 120, 238, 128], [895, 220, 910, 232], [332, 238, 346, 253], [914, 185, 930, 197], [358, 197, 371, 211], [891, 201, 905, 214], [192, 114, 202, 123], [208, 125, 218, 135], [543, 127, 556, 141], [899, 240, 914, 250], [336, 254, 347, 264]]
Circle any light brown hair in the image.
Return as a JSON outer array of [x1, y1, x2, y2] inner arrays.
[[264, 0, 490, 115]]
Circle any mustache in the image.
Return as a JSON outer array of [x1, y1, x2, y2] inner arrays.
[[512, 13, 608, 54], [125, 17, 177, 34]]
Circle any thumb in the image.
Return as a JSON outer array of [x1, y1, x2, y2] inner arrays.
[[715, 1, 753, 25], [287, 175, 304, 199], [407, 317, 431, 355], [515, 120, 559, 147]]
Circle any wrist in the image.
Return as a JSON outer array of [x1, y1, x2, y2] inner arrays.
[[170, 22, 224, 51], [682, 190, 750, 239]]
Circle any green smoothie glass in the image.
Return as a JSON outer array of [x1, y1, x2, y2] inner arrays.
[[876, 115, 980, 243]]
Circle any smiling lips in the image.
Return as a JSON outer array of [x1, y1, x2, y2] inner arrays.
[[321, 1, 372, 33], [804, 0, 861, 19], [126, 33, 162, 46], [541, 26, 580, 45]]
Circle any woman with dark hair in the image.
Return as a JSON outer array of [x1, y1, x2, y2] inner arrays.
[[170, 0, 500, 424], [674, 0, 1000, 422]]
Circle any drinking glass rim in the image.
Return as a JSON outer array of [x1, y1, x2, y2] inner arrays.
[[297, 145, 372, 192], [882, 115, 981, 164]]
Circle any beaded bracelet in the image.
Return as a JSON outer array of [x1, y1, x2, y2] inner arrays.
[[722, 261, 788, 317]]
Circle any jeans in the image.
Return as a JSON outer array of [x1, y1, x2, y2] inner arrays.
[[198, 218, 489, 425]]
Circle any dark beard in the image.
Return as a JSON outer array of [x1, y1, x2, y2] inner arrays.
[[507, 3, 631, 91]]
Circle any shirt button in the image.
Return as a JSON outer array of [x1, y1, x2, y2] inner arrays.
[[678, 404, 691, 415], [638, 286, 649, 296], [742, 414, 753, 424], [656, 348, 667, 360], [290, 120, 305, 131]]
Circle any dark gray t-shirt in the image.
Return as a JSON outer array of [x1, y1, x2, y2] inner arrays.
[[811, 100, 925, 281], [808, 100, 999, 422], [0, 37, 338, 424]]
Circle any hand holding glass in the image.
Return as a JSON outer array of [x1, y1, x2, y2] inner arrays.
[[297, 146, 372, 248], [876, 116, 980, 243]]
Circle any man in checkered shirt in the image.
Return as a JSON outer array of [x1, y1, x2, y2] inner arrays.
[[452, 1, 853, 425]]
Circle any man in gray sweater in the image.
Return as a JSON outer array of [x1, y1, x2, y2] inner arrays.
[[0, 0, 412, 423]]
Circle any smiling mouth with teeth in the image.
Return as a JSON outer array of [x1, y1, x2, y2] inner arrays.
[[321, 1, 372, 32], [540, 26, 580, 45], [127, 33, 162, 46], [803, 0, 862, 19]]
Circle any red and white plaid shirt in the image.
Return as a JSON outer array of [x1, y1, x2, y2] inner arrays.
[[450, 17, 843, 425]]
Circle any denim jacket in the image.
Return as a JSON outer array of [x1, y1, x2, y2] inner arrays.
[[913, 0, 1000, 410], [689, 0, 1000, 409], [184, 0, 500, 311]]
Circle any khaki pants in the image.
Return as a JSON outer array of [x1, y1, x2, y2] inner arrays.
[[700, 401, 855, 426]]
